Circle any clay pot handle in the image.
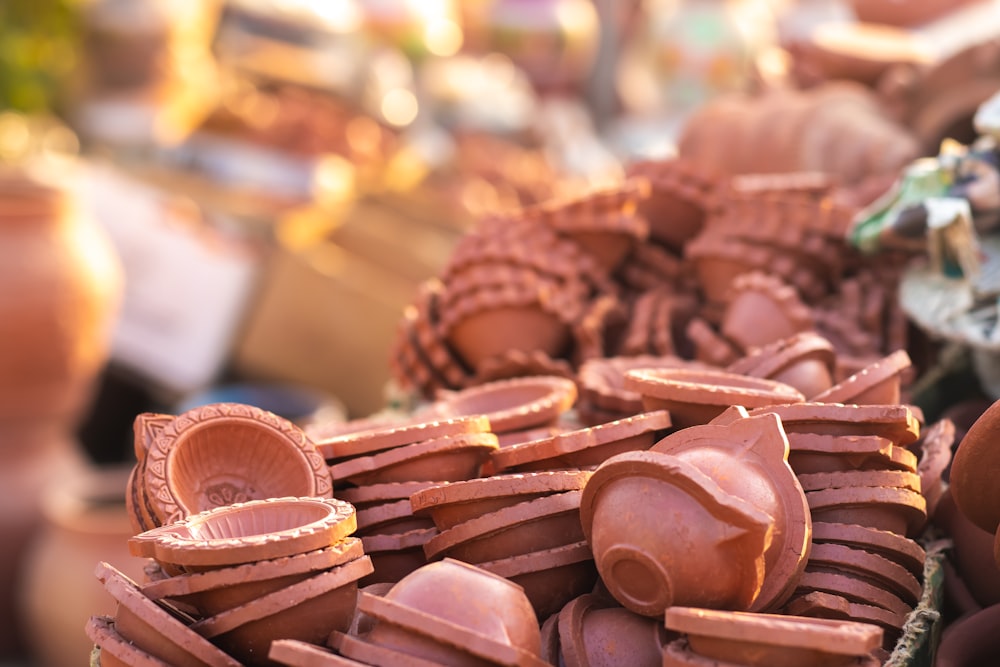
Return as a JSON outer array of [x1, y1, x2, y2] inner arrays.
[[132, 413, 174, 462]]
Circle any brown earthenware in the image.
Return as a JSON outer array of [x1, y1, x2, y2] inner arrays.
[[806, 486, 927, 537], [556, 593, 670, 667], [811, 522, 925, 577], [719, 272, 814, 352], [268, 639, 367, 666], [793, 570, 913, 617], [337, 481, 441, 510], [811, 350, 912, 405], [314, 415, 491, 462], [948, 398, 1000, 534], [726, 332, 837, 399], [354, 499, 436, 536], [910, 418, 954, 518], [805, 542, 922, 605], [785, 433, 917, 475], [795, 469, 921, 493], [625, 157, 719, 252], [359, 528, 436, 586], [430, 375, 578, 434], [577, 355, 703, 416], [933, 488, 1000, 608], [86, 616, 175, 667], [934, 602, 1000, 667], [782, 591, 905, 647], [661, 635, 881, 667], [747, 403, 920, 447]]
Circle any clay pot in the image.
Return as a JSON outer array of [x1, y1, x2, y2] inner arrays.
[[786, 433, 917, 476], [933, 488, 1000, 608], [812, 522, 925, 577], [949, 399, 1000, 534], [555, 594, 671, 667], [720, 272, 815, 352], [806, 485, 927, 537], [794, 570, 913, 618], [577, 355, 704, 417], [625, 157, 718, 252], [935, 603, 1000, 667], [726, 332, 837, 399], [624, 367, 804, 429], [805, 543, 922, 606], [430, 375, 578, 434], [783, 591, 906, 648], [360, 528, 436, 586], [580, 450, 773, 616], [749, 402, 920, 447], [811, 350, 912, 405]]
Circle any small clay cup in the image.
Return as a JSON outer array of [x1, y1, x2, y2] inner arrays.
[[430, 375, 578, 434]]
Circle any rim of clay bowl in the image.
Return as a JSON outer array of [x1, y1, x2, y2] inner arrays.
[[361, 527, 438, 554], [268, 638, 371, 666], [86, 616, 173, 667], [410, 470, 592, 515], [747, 403, 920, 446], [623, 367, 805, 408], [338, 481, 441, 508], [806, 486, 927, 538], [811, 522, 925, 576], [476, 541, 594, 579], [795, 570, 913, 618], [333, 630, 461, 667], [314, 414, 491, 461], [578, 355, 700, 413], [810, 350, 911, 404], [141, 403, 332, 525], [797, 469, 921, 492], [128, 496, 357, 567], [725, 332, 836, 381], [783, 591, 907, 636], [805, 543, 922, 604], [95, 562, 242, 667], [431, 375, 578, 433]]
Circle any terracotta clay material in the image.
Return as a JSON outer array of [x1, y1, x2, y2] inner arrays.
[[359, 528, 436, 586], [935, 595, 1000, 667], [430, 375, 578, 434], [556, 593, 671, 667], [94, 562, 242, 667], [128, 496, 357, 569], [932, 488, 1000, 608], [410, 470, 592, 531], [663, 606, 883, 667], [793, 570, 913, 617], [806, 485, 927, 537], [948, 398, 1000, 534], [136, 403, 333, 525], [580, 451, 773, 616], [747, 403, 920, 447], [490, 410, 672, 473], [625, 157, 719, 252], [477, 542, 598, 621], [86, 616, 173, 667], [782, 591, 906, 646], [805, 542, 922, 606], [661, 636, 881, 667], [810, 350, 912, 405], [726, 332, 837, 399], [624, 367, 804, 429], [268, 639, 368, 666], [337, 481, 440, 510], [910, 418, 954, 518], [422, 490, 585, 563], [811, 522, 925, 577], [651, 412, 812, 612], [327, 431, 500, 487], [577, 355, 703, 416], [354, 499, 435, 536], [719, 272, 815, 352], [314, 415, 491, 462], [784, 433, 914, 476], [333, 630, 451, 666], [795, 470, 922, 494]]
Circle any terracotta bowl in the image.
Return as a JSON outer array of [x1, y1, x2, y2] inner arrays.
[[556, 594, 671, 667], [783, 591, 905, 649], [726, 332, 837, 399], [430, 375, 578, 434], [580, 451, 773, 616], [128, 496, 357, 570], [949, 398, 1000, 534], [624, 367, 804, 429], [935, 599, 1000, 667], [136, 404, 332, 525], [747, 403, 920, 447], [811, 350, 912, 405], [268, 638, 362, 666], [314, 414, 491, 462]]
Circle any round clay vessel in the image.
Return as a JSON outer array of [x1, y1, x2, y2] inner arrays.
[[793, 570, 913, 617], [786, 433, 915, 476], [360, 528, 436, 586], [811, 350, 912, 405], [137, 403, 333, 525], [949, 398, 1000, 533], [811, 522, 925, 577], [726, 332, 837, 399], [806, 485, 927, 537], [314, 414, 491, 461], [933, 488, 1000, 608], [445, 301, 573, 372], [782, 591, 906, 647], [747, 403, 920, 447], [805, 542, 922, 605], [719, 271, 814, 352], [935, 602, 1000, 667], [580, 450, 773, 616], [577, 355, 703, 416], [556, 593, 670, 667], [624, 367, 804, 429], [431, 375, 578, 433]]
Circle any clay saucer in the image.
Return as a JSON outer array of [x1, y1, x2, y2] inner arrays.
[[128, 496, 357, 569], [491, 410, 672, 473], [783, 591, 906, 646], [806, 486, 927, 537], [136, 403, 333, 526], [478, 541, 598, 620], [189, 556, 374, 665], [314, 414, 491, 462], [662, 606, 882, 667], [785, 433, 918, 475], [141, 537, 366, 616], [811, 522, 925, 577], [86, 616, 174, 667], [355, 499, 436, 536], [359, 528, 436, 586], [580, 451, 774, 616], [94, 562, 242, 667], [725, 332, 837, 399], [747, 403, 920, 446], [327, 431, 500, 487], [578, 355, 702, 416], [793, 570, 913, 617], [410, 470, 592, 530], [795, 470, 922, 493], [805, 542, 922, 605], [651, 412, 812, 612], [811, 350, 912, 405], [624, 367, 804, 429], [422, 490, 585, 563], [719, 271, 815, 352], [337, 481, 440, 510], [948, 398, 1000, 533], [430, 375, 578, 434], [556, 593, 670, 667]]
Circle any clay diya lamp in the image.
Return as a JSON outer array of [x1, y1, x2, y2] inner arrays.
[[577, 355, 704, 419], [359, 528, 437, 586], [747, 402, 921, 447], [683, 233, 774, 306], [625, 157, 719, 252], [491, 410, 672, 473], [811, 349, 912, 405], [624, 367, 805, 430], [141, 537, 366, 617], [580, 450, 774, 616], [554, 594, 671, 667], [429, 375, 578, 434], [795, 469, 922, 494], [354, 499, 436, 536], [337, 481, 440, 512], [909, 418, 954, 518], [410, 470, 592, 531], [189, 555, 374, 667], [422, 490, 586, 564], [719, 272, 815, 353], [783, 433, 918, 476], [685, 317, 742, 367], [129, 496, 357, 571], [792, 569, 913, 619], [804, 542, 922, 607], [726, 332, 837, 399], [133, 404, 333, 526], [314, 414, 491, 463], [662, 606, 883, 667], [349, 559, 547, 666], [86, 616, 180, 667], [782, 591, 906, 648], [477, 542, 598, 620], [268, 639, 362, 666], [471, 348, 576, 389], [948, 398, 1000, 535], [617, 242, 685, 295], [805, 484, 927, 538], [811, 522, 925, 578], [617, 290, 668, 358], [327, 431, 500, 487], [651, 412, 812, 612], [93, 561, 242, 667]]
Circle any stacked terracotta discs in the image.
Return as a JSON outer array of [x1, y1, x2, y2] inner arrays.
[[91, 496, 370, 667]]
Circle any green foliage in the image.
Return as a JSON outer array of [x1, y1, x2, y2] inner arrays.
[[0, 0, 81, 113]]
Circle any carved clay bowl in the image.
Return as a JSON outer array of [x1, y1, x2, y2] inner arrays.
[[811, 350, 912, 405], [359, 528, 436, 586], [555, 594, 671, 667], [651, 413, 812, 612], [429, 375, 578, 434], [314, 414, 491, 462], [134, 404, 333, 526], [624, 367, 804, 429], [410, 470, 592, 531], [94, 561, 242, 667], [128, 496, 357, 570], [663, 606, 883, 667], [580, 451, 773, 616]]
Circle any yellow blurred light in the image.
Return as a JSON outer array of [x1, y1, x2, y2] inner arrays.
[[381, 89, 419, 127], [311, 154, 356, 210], [0, 113, 31, 162], [424, 18, 463, 57]]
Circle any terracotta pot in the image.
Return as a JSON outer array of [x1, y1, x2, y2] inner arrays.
[[726, 332, 837, 399], [360, 528, 437, 586], [935, 603, 1000, 667], [811, 350, 912, 405], [933, 488, 1000, 608], [556, 594, 670, 667], [431, 375, 578, 433], [949, 399, 1000, 534]]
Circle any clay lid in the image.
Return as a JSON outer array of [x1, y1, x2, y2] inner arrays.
[[948, 399, 1000, 533], [624, 367, 804, 429], [337, 481, 441, 509], [725, 332, 837, 399], [422, 490, 584, 563], [783, 591, 907, 640], [652, 412, 811, 612], [128, 496, 358, 568], [795, 470, 922, 493], [806, 485, 927, 537], [431, 375, 578, 433], [806, 542, 922, 605], [94, 562, 242, 667], [747, 402, 920, 446], [811, 522, 925, 576], [664, 606, 883, 661], [578, 355, 704, 415], [315, 415, 490, 462], [136, 403, 333, 525], [410, 470, 592, 530], [719, 272, 815, 352], [794, 570, 913, 618], [811, 350, 912, 405], [86, 616, 174, 667], [268, 638, 367, 666], [491, 410, 672, 473], [327, 431, 500, 487]]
